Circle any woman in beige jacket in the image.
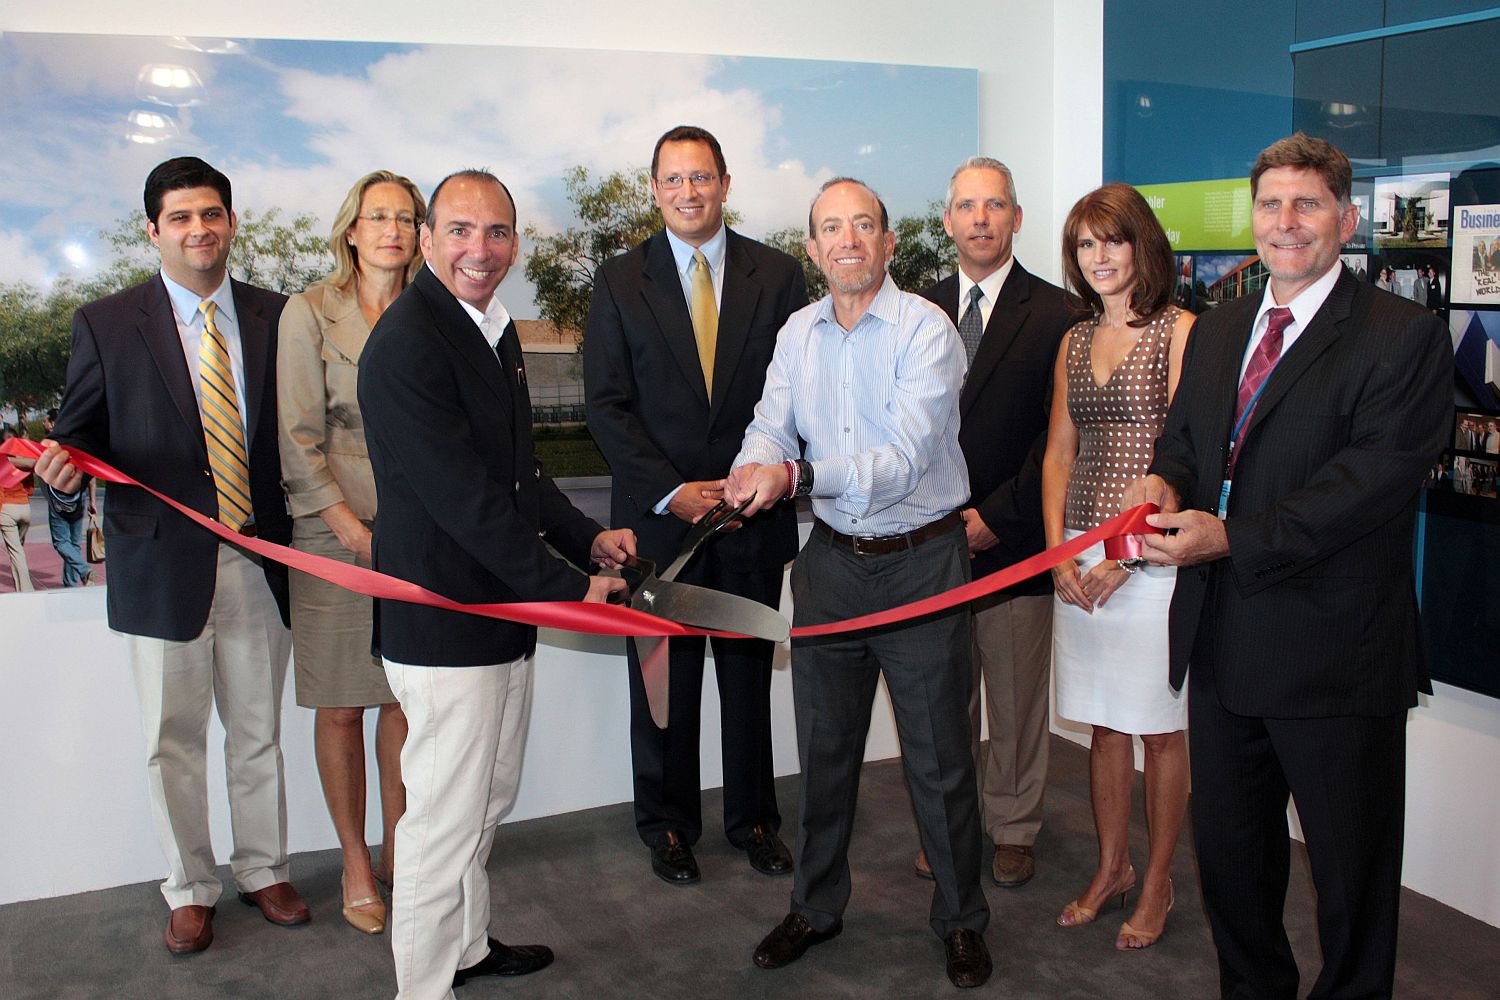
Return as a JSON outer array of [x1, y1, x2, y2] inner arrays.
[[278, 170, 425, 935]]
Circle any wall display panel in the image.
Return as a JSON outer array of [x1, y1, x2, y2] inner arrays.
[[0, 30, 976, 594], [1291, 39, 1382, 163], [1381, 21, 1500, 165], [0, 32, 974, 296]]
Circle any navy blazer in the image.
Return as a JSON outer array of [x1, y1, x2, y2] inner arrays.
[[1149, 268, 1451, 716], [359, 267, 602, 666], [583, 228, 807, 573], [53, 274, 291, 640], [922, 262, 1081, 592]]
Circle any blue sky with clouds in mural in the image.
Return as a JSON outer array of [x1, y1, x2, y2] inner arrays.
[[0, 32, 974, 315]]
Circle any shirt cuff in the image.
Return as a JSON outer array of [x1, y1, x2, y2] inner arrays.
[[653, 484, 684, 515]]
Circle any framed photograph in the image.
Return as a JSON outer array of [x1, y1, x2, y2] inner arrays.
[[1374, 172, 1451, 249]]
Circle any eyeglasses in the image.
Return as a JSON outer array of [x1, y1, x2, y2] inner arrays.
[[655, 172, 719, 191], [358, 211, 419, 230]]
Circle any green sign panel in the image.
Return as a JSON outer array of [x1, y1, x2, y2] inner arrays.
[[1136, 177, 1253, 251]]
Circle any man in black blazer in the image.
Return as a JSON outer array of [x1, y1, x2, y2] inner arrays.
[[37, 157, 306, 954], [358, 170, 633, 996], [918, 157, 1079, 888], [584, 126, 807, 884], [1131, 135, 1450, 999]]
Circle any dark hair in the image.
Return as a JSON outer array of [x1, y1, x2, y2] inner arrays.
[[650, 125, 727, 179], [143, 157, 232, 225], [807, 176, 890, 237], [1061, 182, 1174, 326], [426, 169, 515, 225], [1251, 132, 1352, 205], [46, 408, 58, 421]]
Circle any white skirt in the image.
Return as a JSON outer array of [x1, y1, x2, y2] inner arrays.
[[1053, 529, 1187, 734]]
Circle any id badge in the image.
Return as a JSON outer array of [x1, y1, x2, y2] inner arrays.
[[1217, 479, 1232, 520]]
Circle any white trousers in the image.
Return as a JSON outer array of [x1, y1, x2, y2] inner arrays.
[[383, 654, 534, 1000], [126, 542, 292, 908]]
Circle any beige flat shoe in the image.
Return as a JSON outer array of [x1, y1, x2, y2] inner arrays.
[[341, 874, 386, 935]]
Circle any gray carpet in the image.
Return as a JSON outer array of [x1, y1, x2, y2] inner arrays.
[[2, 736, 1496, 999]]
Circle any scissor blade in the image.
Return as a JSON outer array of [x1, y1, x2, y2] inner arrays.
[[633, 634, 671, 729], [634, 577, 789, 643]]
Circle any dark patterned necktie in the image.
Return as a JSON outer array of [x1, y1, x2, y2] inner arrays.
[[958, 284, 984, 365]]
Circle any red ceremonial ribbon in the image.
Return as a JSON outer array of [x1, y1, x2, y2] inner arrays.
[[1, 437, 1162, 639]]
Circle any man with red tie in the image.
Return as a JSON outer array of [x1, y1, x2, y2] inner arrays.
[[1129, 134, 1450, 999]]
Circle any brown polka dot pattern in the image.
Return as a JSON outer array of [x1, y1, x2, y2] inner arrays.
[[1064, 306, 1181, 531]]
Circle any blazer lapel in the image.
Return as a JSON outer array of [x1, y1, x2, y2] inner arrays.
[[710, 230, 762, 424], [137, 276, 205, 445], [960, 264, 1032, 416], [415, 268, 514, 411], [232, 279, 272, 448], [319, 283, 369, 364], [640, 233, 710, 409]]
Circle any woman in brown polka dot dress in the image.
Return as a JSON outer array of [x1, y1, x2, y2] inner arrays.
[[1042, 183, 1194, 951]]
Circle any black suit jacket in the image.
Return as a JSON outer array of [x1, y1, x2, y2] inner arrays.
[[1149, 269, 1451, 716], [922, 262, 1081, 593], [358, 267, 602, 666], [52, 274, 291, 640], [583, 229, 806, 571]]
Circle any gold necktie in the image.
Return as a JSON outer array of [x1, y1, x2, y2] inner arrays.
[[689, 250, 718, 400], [197, 300, 252, 531]]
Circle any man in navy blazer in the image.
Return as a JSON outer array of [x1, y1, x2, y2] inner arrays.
[[359, 169, 633, 997], [918, 157, 1079, 888], [584, 126, 807, 885], [37, 157, 305, 954], [1131, 135, 1450, 999]]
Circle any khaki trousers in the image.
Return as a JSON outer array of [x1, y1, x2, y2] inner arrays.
[[126, 542, 292, 908], [969, 592, 1053, 846]]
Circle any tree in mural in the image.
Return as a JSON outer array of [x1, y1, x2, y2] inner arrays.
[[524, 165, 743, 344], [763, 226, 827, 300], [887, 201, 954, 292], [0, 208, 331, 416]]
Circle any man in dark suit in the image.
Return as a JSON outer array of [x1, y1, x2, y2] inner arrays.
[[1130, 134, 1450, 999], [36, 156, 307, 953], [917, 157, 1078, 888], [584, 125, 808, 884], [358, 169, 633, 997]]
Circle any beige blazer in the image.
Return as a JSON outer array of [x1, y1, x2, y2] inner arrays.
[[277, 283, 378, 521]]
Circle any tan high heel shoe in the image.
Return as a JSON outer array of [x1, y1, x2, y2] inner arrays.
[[1056, 866, 1136, 927], [341, 874, 387, 935], [1115, 878, 1174, 950]]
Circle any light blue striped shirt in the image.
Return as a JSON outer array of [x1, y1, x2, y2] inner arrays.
[[734, 274, 969, 535]]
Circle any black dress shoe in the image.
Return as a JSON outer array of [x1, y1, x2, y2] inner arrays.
[[742, 824, 793, 876], [943, 928, 993, 988], [453, 937, 554, 986], [753, 912, 842, 969], [650, 831, 700, 885]]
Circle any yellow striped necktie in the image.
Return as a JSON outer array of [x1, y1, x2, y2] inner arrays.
[[197, 300, 253, 531], [689, 250, 718, 400]]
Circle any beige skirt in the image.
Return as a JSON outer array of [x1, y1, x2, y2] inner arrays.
[[289, 516, 392, 708]]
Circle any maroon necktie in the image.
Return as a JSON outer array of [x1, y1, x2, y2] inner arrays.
[[1234, 306, 1293, 428]]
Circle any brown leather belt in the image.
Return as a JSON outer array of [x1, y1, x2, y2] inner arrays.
[[813, 510, 963, 556]]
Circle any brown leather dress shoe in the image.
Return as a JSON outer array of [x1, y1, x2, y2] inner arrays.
[[164, 904, 214, 954], [753, 912, 842, 969], [650, 831, 701, 885], [991, 844, 1036, 887], [238, 882, 311, 926], [944, 928, 993, 988], [742, 824, 794, 876]]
